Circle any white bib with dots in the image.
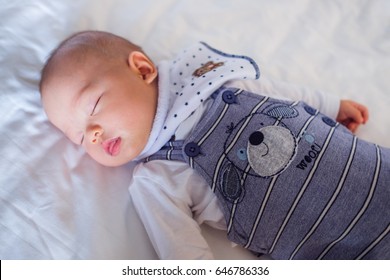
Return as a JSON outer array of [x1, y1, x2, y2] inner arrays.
[[136, 42, 260, 160]]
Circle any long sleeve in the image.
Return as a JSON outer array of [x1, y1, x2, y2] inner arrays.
[[226, 74, 340, 119], [129, 160, 225, 259]]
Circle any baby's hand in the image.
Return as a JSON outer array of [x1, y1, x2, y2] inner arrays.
[[336, 100, 369, 133]]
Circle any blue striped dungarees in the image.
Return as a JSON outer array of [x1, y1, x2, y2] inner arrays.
[[146, 87, 390, 259]]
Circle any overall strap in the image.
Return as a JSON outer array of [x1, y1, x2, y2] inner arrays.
[[144, 87, 225, 163], [144, 140, 186, 163]]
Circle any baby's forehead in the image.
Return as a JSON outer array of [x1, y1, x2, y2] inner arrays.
[[57, 45, 101, 66], [50, 50, 109, 84]]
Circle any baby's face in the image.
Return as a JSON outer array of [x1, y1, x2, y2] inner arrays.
[[42, 53, 158, 166]]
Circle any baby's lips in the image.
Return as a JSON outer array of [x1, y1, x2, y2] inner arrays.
[[102, 137, 121, 156]]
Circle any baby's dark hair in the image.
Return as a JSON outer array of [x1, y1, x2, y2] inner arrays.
[[39, 30, 143, 93]]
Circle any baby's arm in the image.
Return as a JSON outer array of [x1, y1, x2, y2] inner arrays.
[[129, 161, 220, 259], [336, 100, 369, 133], [228, 77, 369, 133], [227, 76, 340, 120]]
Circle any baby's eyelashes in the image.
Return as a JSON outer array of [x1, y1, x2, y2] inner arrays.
[[91, 95, 103, 116]]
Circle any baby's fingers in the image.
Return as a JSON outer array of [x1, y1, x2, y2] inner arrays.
[[352, 101, 369, 124]]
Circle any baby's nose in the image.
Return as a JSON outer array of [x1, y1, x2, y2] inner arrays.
[[249, 131, 264, 146], [89, 126, 104, 144]]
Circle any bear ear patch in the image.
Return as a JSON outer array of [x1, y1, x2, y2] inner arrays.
[[247, 126, 297, 178], [220, 162, 244, 202], [264, 104, 299, 119]]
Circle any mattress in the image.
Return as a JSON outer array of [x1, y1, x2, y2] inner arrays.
[[0, 0, 389, 259]]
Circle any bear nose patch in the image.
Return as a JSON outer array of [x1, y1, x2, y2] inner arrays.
[[249, 131, 264, 146]]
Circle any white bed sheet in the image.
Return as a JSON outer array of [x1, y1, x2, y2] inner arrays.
[[0, 0, 389, 259]]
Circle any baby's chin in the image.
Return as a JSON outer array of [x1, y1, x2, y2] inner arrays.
[[91, 153, 134, 167]]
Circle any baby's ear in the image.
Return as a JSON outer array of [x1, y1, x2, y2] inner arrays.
[[128, 51, 157, 84]]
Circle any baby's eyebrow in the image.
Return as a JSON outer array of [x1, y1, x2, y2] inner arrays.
[[72, 81, 93, 109], [78, 81, 93, 97]]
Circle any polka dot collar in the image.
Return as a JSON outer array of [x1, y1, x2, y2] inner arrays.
[[136, 42, 260, 160]]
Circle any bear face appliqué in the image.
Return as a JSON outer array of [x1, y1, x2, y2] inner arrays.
[[223, 103, 299, 179], [247, 126, 297, 177]]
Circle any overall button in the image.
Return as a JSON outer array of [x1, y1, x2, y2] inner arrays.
[[184, 142, 201, 157], [222, 90, 237, 104], [322, 116, 337, 127], [304, 105, 316, 115]]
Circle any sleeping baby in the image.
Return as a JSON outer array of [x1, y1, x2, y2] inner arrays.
[[40, 30, 389, 260]]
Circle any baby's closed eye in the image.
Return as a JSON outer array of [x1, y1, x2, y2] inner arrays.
[[91, 95, 103, 116]]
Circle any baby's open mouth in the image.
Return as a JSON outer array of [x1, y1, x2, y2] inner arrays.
[[102, 137, 121, 156]]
